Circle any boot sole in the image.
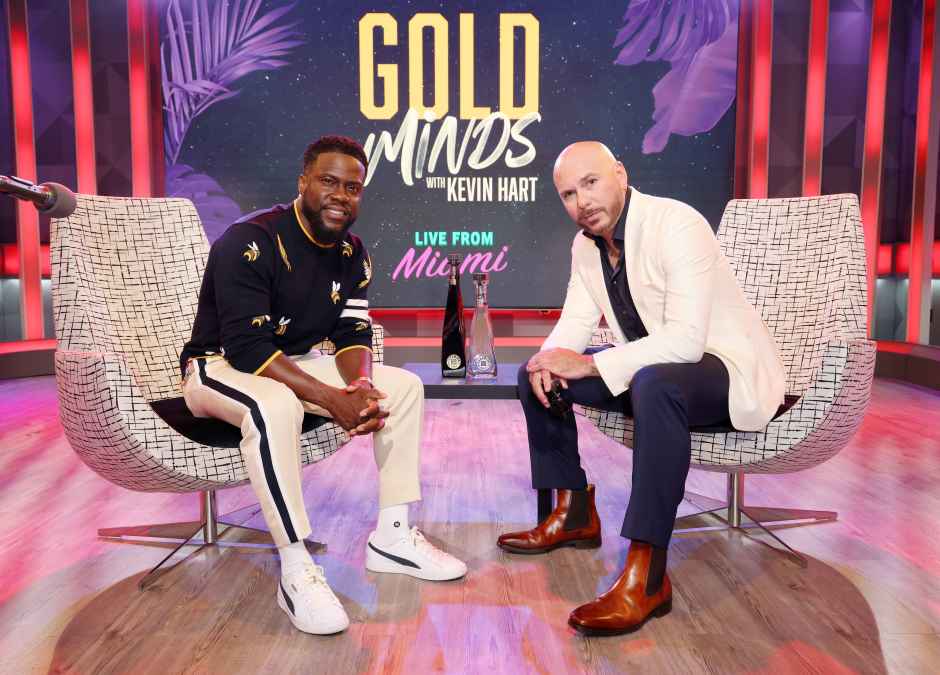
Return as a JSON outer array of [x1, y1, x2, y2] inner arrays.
[[568, 598, 672, 637], [498, 536, 602, 555]]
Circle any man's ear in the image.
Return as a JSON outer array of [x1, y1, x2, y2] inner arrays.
[[297, 174, 306, 195], [615, 162, 629, 190]]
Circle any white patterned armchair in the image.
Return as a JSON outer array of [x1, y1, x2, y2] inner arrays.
[[51, 195, 382, 582], [578, 194, 875, 559]]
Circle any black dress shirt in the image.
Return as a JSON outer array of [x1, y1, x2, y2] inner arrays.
[[586, 189, 648, 342]]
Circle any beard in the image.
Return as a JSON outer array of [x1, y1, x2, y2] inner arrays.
[[301, 201, 356, 245]]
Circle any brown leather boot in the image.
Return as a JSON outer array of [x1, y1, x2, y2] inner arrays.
[[567, 541, 672, 635], [497, 484, 601, 554]]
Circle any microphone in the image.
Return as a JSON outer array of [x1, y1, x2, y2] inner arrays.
[[0, 175, 77, 218]]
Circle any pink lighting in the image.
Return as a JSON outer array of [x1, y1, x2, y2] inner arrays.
[[860, 0, 894, 336], [907, 0, 939, 343], [127, 0, 152, 197], [749, 0, 773, 199], [69, 0, 97, 195], [6, 0, 43, 340]]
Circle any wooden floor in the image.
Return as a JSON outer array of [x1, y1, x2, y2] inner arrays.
[[1, 376, 939, 674]]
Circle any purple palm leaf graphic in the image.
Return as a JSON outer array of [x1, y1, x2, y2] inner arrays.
[[162, 0, 304, 165], [161, 0, 303, 239], [614, 0, 739, 154], [165, 163, 244, 242]]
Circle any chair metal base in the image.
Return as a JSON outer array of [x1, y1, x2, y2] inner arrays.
[[98, 491, 322, 590], [675, 473, 836, 568]]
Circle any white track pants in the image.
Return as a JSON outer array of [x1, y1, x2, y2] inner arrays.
[[182, 352, 424, 547]]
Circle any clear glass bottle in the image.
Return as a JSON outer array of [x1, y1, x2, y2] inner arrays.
[[467, 272, 497, 378], [441, 254, 467, 377]]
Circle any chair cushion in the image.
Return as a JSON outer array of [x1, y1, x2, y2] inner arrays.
[[688, 394, 800, 433], [150, 397, 330, 448]]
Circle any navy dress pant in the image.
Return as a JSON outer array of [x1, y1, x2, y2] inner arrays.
[[517, 348, 731, 548]]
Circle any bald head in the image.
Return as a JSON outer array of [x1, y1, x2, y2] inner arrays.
[[553, 141, 628, 237], [553, 141, 618, 176]]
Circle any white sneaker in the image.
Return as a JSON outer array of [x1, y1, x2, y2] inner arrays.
[[365, 527, 467, 581], [277, 562, 350, 635]]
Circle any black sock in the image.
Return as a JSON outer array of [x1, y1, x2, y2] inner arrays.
[[645, 545, 668, 596], [563, 489, 591, 530]]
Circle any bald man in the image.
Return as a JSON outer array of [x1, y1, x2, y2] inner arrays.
[[497, 142, 785, 636]]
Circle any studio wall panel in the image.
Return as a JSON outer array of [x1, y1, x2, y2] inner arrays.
[[89, 0, 130, 198], [768, 0, 810, 199], [28, 0, 77, 244], [822, 2, 872, 199], [879, 0, 920, 247]]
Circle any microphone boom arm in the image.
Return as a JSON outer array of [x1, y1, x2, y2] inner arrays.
[[0, 175, 77, 218]]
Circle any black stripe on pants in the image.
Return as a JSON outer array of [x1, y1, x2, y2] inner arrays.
[[198, 360, 298, 543]]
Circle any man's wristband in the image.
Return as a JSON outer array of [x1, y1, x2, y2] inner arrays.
[[351, 376, 373, 387]]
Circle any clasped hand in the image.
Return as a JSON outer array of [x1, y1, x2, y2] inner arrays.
[[330, 381, 389, 436]]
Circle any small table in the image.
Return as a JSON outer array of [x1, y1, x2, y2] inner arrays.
[[401, 362, 520, 399], [402, 361, 553, 521]]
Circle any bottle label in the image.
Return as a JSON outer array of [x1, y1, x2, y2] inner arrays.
[[446, 354, 463, 370], [470, 353, 494, 372]]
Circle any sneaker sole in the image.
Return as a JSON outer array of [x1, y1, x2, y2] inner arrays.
[[277, 584, 349, 635], [365, 547, 466, 581]]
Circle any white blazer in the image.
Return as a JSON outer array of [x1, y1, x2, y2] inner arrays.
[[542, 187, 786, 432]]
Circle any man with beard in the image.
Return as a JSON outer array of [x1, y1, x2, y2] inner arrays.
[[180, 136, 466, 636], [496, 141, 785, 636]]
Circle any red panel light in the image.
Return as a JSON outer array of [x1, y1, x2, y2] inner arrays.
[[860, 0, 893, 335], [127, 0, 152, 197], [7, 0, 44, 339], [69, 0, 97, 194]]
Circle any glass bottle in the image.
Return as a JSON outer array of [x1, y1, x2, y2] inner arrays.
[[467, 272, 497, 378], [441, 253, 467, 377]]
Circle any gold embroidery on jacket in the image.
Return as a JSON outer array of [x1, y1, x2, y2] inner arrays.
[[276, 234, 292, 271], [358, 253, 373, 289], [243, 241, 260, 262]]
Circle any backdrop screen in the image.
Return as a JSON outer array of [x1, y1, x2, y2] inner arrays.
[[163, 0, 739, 307]]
